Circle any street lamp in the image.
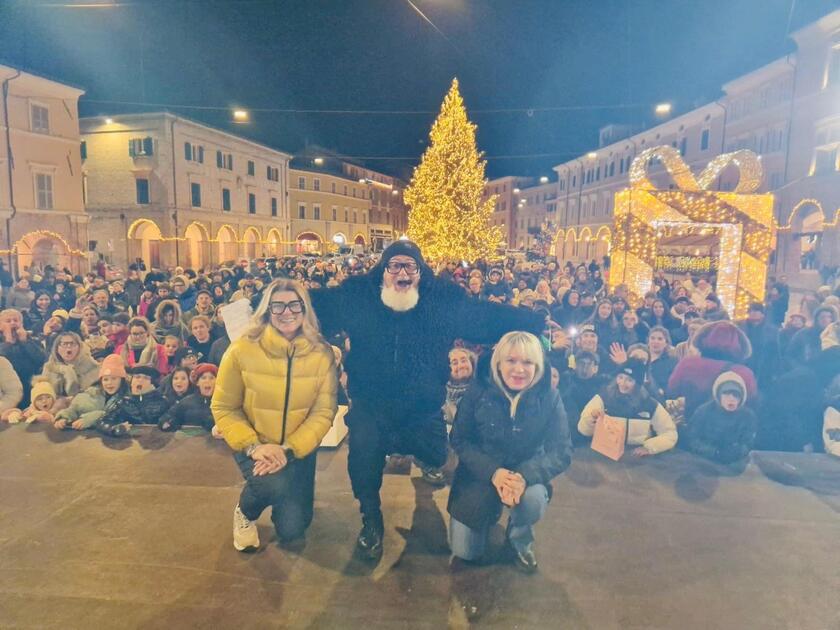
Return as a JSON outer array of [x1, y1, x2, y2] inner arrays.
[[655, 102, 672, 116], [232, 109, 249, 123], [539, 176, 549, 184], [513, 188, 521, 194], [313, 157, 324, 166], [587, 152, 597, 159], [104, 117, 113, 124]]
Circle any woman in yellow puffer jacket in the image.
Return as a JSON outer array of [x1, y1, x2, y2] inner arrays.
[[212, 278, 337, 552]]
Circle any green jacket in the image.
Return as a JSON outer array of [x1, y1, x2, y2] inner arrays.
[[55, 385, 119, 429]]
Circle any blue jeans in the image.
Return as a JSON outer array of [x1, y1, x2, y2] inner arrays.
[[449, 484, 549, 560], [234, 451, 317, 541]]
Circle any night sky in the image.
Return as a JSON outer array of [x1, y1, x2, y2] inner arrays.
[[0, 0, 837, 178]]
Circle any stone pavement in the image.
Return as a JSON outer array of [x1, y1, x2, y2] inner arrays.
[[1, 422, 839, 629]]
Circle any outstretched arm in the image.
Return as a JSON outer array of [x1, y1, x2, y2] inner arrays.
[[309, 285, 349, 338], [452, 289, 544, 345]]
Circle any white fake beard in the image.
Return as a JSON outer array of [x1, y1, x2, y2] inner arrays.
[[380, 284, 420, 312]]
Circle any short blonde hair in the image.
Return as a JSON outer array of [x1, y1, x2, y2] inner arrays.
[[490, 331, 544, 416]]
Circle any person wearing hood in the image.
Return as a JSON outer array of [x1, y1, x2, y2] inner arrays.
[[150, 299, 190, 344], [38, 332, 100, 411], [786, 305, 837, 369], [551, 288, 584, 328], [53, 354, 128, 431], [702, 293, 730, 322], [684, 371, 758, 464], [447, 332, 571, 573], [668, 321, 758, 419], [578, 358, 678, 456], [481, 267, 514, 304], [309, 240, 544, 562]]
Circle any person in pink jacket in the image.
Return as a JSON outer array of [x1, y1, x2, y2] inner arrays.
[[114, 316, 170, 376]]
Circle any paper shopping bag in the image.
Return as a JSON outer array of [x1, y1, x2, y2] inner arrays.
[[591, 415, 627, 461]]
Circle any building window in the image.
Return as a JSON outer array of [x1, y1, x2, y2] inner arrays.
[[31, 104, 50, 134], [298, 176, 306, 189], [332, 207, 337, 221], [827, 45, 840, 87], [80, 141, 87, 161], [216, 152, 233, 170], [129, 137, 154, 157], [248, 160, 255, 176], [266, 166, 279, 182], [313, 204, 320, 220], [185, 143, 203, 163], [331, 182, 336, 193], [298, 204, 306, 219], [222, 188, 231, 212], [185, 142, 192, 161], [609, 161, 615, 177], [572, 175, 576, 187], [313, 178, 321, 191], [191, 182, 201, 207], [216, 150, 223, 168], [344, 209, 349, 222], [135, 178, 150, 205], [34, 173, 53, 209], [353, 211, 357, 223], [701, 129, 710, 151], [248, 193, 256, 214], [679, 137, 688, 157], [813, 146, 838, 175]]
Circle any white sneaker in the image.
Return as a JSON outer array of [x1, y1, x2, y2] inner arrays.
[[233, 505, 260, 551]]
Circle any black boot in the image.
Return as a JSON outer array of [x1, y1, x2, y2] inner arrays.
[[511, 541, 538, 574], [355, 511, 384, 562]]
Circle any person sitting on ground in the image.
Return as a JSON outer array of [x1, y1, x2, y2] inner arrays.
[[646, 326, 678, 403], [786, 305, 837, 369], [24, 291, 55, 333], [158, 365, 194, 410], [447, 332, 572, 573], [116, 317, 170, 375], [0, 308, 46, 408], [54, 354, 128, 431], [0, 355, 23, 418], [159, 363, 222, 436], [39, 332, 100, 412], [3, 380, 59, 424], [482, 267, 513, 304], [98, 365, 170, 437], [684, 371, 758, 464], [558, 350, 609, 446], [151, 299, 189, 344], [578, 358, 678, 457], [442, 347, 478, 425]]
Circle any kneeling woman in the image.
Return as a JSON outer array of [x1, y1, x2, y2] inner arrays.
[[578, 358, 678, 457], [212, 279, 338, 552], [447, 331, 572, 573]]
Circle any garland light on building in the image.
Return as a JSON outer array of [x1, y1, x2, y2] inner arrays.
[[404, 78, 503, 262]]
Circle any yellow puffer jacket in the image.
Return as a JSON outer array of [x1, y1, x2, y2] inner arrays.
[[211, 325, 338, 457]]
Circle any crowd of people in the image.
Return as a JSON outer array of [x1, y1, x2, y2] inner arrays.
[[1, 243, 839, 575]]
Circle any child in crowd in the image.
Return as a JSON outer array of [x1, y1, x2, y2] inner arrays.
[[3, 380, 58, 424], [684, 372, 758, 464], [159, 365, 194, 408], [159, 363, 221, 435], [54, 354, 128, 431], [97, 365, 169, 437], [163, 335, 181, 371]]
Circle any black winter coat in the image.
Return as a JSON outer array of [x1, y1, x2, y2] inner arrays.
[[311, 271, 544, 416], [159, 392, 214, 431], [447, 367, 572, 529], [99, 388, 170, 432], [684, 401, 757, 463], [0, 338, 46, 408]]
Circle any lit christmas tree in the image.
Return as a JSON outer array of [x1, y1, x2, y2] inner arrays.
[[405, 78, 503, 262]]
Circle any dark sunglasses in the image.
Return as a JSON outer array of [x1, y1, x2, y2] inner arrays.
[[269, 300, 304, 315]]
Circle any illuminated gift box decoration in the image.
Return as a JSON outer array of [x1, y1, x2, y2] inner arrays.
[[608, 146, 775, 320]]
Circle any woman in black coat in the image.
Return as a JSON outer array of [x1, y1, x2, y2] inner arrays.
[[447, 331, 572, 573]]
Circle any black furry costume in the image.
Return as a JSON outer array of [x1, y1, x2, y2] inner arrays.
[[310, 241, 544, 520]]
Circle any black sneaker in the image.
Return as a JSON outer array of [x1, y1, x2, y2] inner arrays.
[[355, 513, 384, 562], [420, 465, 446, 487]]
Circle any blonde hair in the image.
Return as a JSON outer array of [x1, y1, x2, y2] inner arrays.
[[245, 278, 324, 347], [490, 331, 545, 417]]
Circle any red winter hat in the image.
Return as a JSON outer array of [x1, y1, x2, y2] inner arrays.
[[190, 363, 218, 384], [693, 321, 752, 362]]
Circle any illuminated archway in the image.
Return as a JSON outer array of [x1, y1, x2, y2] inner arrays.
[[594, 225, 612, 261], [564, 228, 577, 260], [354, 233, 366, 247], [549, 228, 565, 258], [127, 219, 163, 269], [243, 226, 261, 260], [266, 228, 283, 257], [296, 231, 322, 255], [579, 227, 593, 261], [216, 225, 238, 263], [184, 221, 209, 269], [16, 232, 70, 274]]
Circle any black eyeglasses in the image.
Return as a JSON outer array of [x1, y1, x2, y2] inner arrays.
[[270, 300, 304, 315], [386, 261, 419, 275]]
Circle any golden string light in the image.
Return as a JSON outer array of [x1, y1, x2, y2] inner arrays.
[[610, 146, 776, 320]]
